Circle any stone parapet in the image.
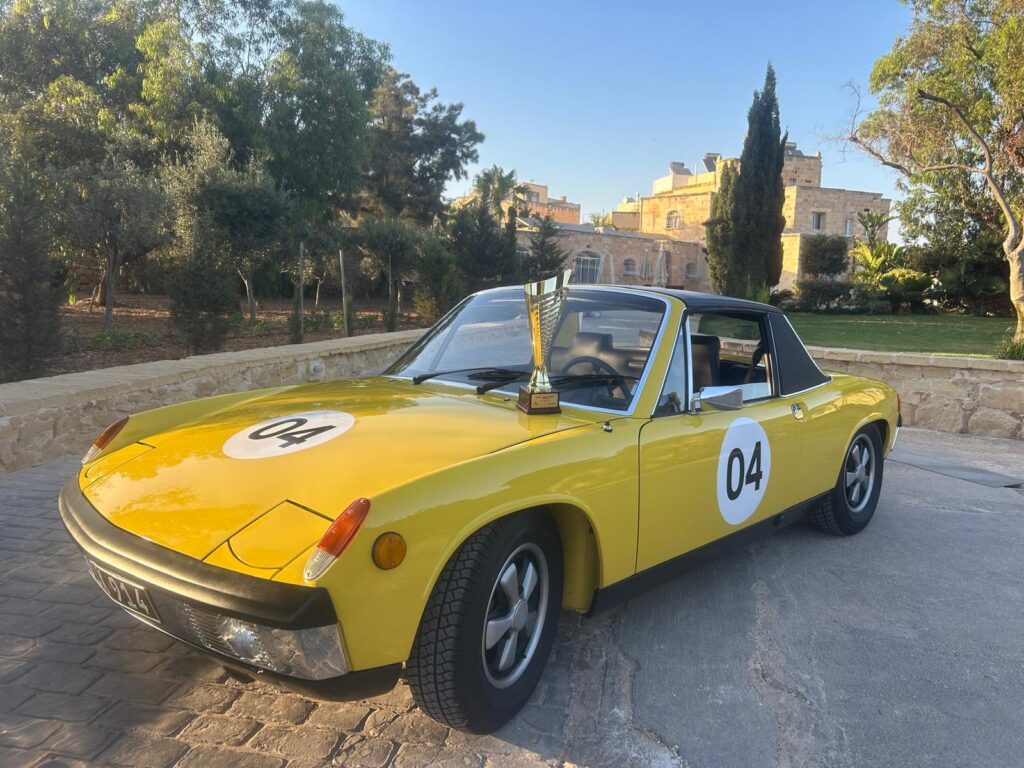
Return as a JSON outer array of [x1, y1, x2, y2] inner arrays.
[[0, 330, 425, 474], [810, 346, 1023, 440], [1, 333, 1021, 474]]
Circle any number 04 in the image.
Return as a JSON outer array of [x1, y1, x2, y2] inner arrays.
[[726, 440, 763, 501]]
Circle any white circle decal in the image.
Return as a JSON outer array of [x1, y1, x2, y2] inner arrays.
[[716, 417, 771, 525], [223, 411, 355, 460]]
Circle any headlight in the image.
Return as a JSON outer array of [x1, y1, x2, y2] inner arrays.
[[174, 603, 348, 680]]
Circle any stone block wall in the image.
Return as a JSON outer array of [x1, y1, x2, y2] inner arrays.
[[0, 330, 425, 474], [811, 347, 1023, 439], [1, 333, 1020, 475]]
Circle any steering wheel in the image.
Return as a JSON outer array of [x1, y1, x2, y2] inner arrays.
[[562, 356, 630, 400], [744, 343, 766, 384]]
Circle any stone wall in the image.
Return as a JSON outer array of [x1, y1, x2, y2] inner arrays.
[[810, 347, 1023, 440], [1, 333, 1020, 475], [0, 330, 425, 474], [719, 340, 1022, 439]]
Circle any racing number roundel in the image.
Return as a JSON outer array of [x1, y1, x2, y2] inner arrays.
[[223, 411, 354, 459], [716, 416, 771, 525]]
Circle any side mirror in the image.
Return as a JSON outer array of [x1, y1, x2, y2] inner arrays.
[[690, 386, 743, 412]]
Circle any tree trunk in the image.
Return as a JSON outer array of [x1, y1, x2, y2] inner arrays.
[[1009, 248, 1024, 341], [240, 270, 257, 324], [315, 278, 322, 310], [103, 255, 117, 331]]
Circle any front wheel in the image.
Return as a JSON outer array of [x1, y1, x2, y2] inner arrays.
[[809, 424, 883, 536], [407, 511, 563, 733]]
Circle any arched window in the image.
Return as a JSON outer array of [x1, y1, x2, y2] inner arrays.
[[685, 262, 698, 280], [570, 252, 602, 284], [515, 242, 531, 261], [622, 258, 638, 277], [665, 211, 681, 229]]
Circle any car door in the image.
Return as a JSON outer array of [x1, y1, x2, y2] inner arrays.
[[635, 310, 807, 573]]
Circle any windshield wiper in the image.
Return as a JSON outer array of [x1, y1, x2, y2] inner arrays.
[[411, 367, 526, 385], [475, 372, 639, 396]]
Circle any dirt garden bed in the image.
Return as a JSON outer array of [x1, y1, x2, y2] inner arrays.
[[48, 294, 424, 378]]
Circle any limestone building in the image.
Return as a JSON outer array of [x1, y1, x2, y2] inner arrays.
[[613, 143, 891, 288], [456, 181, 581, 224], [517, 182, 582, 225], [515, 218, 712, 293]]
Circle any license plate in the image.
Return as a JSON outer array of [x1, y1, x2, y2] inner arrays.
[[87, 561, 162, 624]]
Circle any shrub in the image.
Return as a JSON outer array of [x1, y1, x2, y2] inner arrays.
[[768, 288, 793, 308], [995, 334, 1024, 360], [168, 252, 238, 354], [848, 286, 888, 314], [795, 280, 851, 311], [252, 318, 272, 336], [801, 234, 849, 279], [414, 237, 466, 325], [0, 161, 61, 382], [90, 330, 147, 352], [878, 268, 932, 313], [330, 305, 356, 335], [305, 310, 332, 332]]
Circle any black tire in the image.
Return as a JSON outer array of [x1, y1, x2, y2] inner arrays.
[[809, 424, 883, 536], [407, 510, 563, 733]]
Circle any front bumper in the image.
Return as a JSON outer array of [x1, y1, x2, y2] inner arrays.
[[58, 480, 400, 700]]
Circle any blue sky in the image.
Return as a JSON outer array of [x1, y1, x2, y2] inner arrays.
[[342, 1, 913, 233]]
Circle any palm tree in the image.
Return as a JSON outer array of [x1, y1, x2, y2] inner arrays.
[[588, 211, 613, 229], [473, 165, 528, 218]]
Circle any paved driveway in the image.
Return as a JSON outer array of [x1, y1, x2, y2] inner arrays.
[[1, 428, 1022, 767]]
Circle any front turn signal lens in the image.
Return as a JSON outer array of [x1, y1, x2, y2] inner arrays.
[[303, 498, 371, 581], [82, 415, 129, 465], [372, 532, 406, 570]]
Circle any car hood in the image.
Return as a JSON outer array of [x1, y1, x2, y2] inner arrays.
[[82, 378, 594, 564]]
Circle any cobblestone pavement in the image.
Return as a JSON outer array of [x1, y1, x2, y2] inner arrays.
[[2, 428, 1024, 767], [0, 459, 627, 768]]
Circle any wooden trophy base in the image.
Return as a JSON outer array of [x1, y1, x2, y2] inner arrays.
[[517, 387, 561, 414]]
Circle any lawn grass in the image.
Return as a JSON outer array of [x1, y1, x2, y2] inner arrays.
[[785, 312, 1016, 357]]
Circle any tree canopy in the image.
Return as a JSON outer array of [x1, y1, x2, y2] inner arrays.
[[850, 0, 1024, 339]]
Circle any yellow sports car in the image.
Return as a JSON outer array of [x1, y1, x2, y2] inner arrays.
[[60, 286, 899, 733]]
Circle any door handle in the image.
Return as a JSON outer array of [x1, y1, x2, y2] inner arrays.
[[791, 403, 804, 420]]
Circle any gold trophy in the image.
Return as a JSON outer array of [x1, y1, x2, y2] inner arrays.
[[518, 269, 573, 414]]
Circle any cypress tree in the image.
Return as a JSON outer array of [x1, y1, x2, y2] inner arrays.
[[730, 64, 787, 295], [704, 163, 737, 294], [523, 216, 568, 281]]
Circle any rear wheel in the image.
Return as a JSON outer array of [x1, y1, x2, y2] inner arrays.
[[809, 425, 883, 536], [407, 511, 563, 733]]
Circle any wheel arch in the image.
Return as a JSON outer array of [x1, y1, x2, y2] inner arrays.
[[432, 501, 603, 615]]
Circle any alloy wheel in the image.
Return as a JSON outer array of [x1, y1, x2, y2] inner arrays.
[[481, 542, 549, 689], [844, 434, 876, 514]]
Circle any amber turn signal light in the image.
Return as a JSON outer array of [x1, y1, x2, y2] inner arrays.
[[304, 498, 371, 581], [82, 415, 129, 465], [372, 532, 406, 570]]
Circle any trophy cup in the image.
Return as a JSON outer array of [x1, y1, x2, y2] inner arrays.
[[518, 269, 573, 414]]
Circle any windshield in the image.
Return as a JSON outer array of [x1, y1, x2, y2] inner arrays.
[[386, 288, 668, 412]]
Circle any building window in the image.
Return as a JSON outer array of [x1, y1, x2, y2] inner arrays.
[[684, 262, 698, 280], [528, 192, 540, 203], [787, 177, 797, 186], [844, 218, 854, 237], [570, 253, 602, 284], [515, 242, 531, 261], [811, 212, 825, 230], [622, 258, 638, 277], [665, 211, 681, 229]]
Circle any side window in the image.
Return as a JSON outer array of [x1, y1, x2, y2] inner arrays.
[[655, 327, 687, 416], [691, 312, 772, 403]]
